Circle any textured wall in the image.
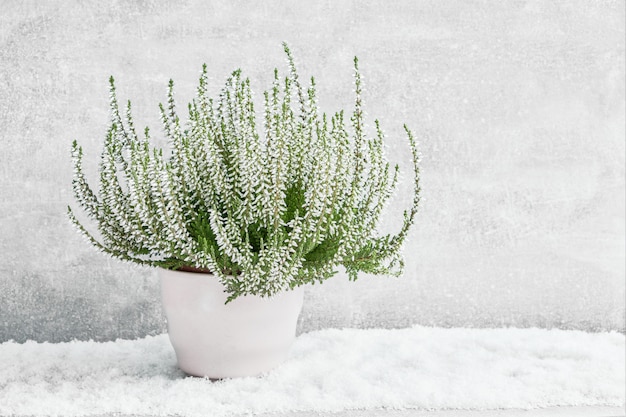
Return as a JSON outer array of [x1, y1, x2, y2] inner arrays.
[[1, 0, 624, 343]]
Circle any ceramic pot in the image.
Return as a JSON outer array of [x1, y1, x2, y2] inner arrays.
[[159, 268, 304, 378]]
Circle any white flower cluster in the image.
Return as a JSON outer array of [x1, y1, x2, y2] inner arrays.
[[68, 43, 421, 301]]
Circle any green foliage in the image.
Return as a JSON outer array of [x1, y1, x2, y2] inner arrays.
[[69, 43, 421, 301]]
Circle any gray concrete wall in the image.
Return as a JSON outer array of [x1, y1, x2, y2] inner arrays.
[[0, 0, 624, 343]]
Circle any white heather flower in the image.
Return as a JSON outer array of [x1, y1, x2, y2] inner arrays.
[[68, 43, 421, 302]]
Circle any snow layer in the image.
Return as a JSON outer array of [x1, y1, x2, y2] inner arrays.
[[0, 326, 623, 416]]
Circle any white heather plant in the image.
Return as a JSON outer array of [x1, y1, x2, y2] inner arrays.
[[69, 44, 421, 302]]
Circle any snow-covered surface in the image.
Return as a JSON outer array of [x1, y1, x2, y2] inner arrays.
[[48, 406, 626, 417], [248, 407, 626, 417], [1, 326, 623, 417]]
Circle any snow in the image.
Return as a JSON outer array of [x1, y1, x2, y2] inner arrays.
[[0, 326, 623, 416]]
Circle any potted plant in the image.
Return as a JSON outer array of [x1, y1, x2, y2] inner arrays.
[[68, 43, 421, 378]]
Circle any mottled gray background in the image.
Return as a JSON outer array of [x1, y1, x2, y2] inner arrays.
[[0, 0, 624, 343]]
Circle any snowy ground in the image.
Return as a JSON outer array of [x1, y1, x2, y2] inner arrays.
[[60, 407, 626, 417], [1, 326, 623, 417]]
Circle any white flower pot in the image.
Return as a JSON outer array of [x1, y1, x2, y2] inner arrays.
[[159, 268, 304, 378]]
